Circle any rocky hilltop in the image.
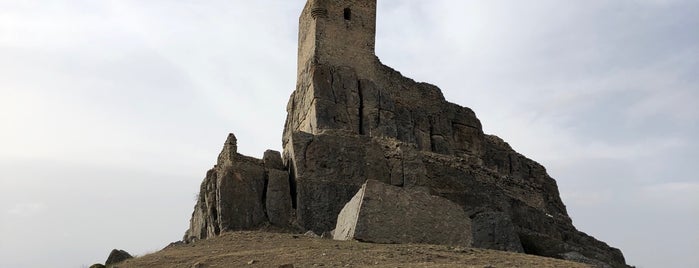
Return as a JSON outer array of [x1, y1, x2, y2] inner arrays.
[[183, 1, 629, 267]]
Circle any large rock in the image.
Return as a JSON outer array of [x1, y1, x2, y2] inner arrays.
[[183, 134, 292, 243], [333, 180, 472, 247], [105, 249, 132, 265]]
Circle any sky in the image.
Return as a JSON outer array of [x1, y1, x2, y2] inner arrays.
[[0, 0, 697, 267]]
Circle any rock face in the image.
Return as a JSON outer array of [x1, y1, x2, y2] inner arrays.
[[333, 180, 472, 246], [471, 212, 524, 253], [182, 1, 630, 267], [105, 249, 133, 265], [183, 134, 292, 242]]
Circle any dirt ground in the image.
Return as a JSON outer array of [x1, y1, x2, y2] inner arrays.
[[114, 231, 590, 268]]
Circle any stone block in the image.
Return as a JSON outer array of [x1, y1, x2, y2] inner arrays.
[[333, 180, 472, 247]]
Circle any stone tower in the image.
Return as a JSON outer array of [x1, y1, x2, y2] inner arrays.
[[297, 0, 377, 78], [185, 1, 631, 267]]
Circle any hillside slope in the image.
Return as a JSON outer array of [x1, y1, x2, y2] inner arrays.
[[116, 231, 591, 268]]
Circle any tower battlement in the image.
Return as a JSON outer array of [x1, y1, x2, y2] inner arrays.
[[298, 0, 377, 78]]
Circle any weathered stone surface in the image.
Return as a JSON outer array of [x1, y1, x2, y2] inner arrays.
[[562, 251, 613, 268], [89, 264, 106, 268], [285, 131, 379, 233], [184, 134, 283, 243], [286, 130, 435, 232], [216, 159, 266, 231], [263, 150, 285, 170], [517, 224, 627, 268], [105, 249, 132, 265], [265, 168, 292, 227], [471, 212, 524, 253], [333, 180, 472, 246]]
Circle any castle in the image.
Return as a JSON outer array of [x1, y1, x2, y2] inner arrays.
[[184, 1, 630, 267]]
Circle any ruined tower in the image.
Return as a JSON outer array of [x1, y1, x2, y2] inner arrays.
[[297, 0, 377, 78], [185, 1, 630, 266]]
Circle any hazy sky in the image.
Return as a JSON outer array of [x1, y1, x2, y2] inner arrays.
[[1, 1, 697, 267]]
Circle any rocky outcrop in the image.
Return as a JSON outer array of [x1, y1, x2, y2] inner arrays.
[[183, 134, 293, 243], [182, 1, 630, 267], [105, 249, 133, 266], [333, 180, 472, 246]]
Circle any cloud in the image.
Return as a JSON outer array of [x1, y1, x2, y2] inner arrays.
[[1, 1, 698, 267], [562, 190, 613, 207], [6, 202, 47, 217], [639, 182, 699, 209]]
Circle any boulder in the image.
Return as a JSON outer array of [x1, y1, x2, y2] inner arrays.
[[105, 249, 132, 265], [333, 180, 472, 247]]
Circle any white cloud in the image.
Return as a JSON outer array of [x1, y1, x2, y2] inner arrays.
[[562, 190, 613, 207], [639, 182, 699, 209], [6, 202, 47, 217], [1, 1, 698, 267]]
